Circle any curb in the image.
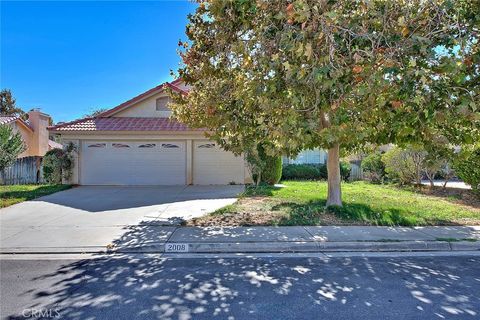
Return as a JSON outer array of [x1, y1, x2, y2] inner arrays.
[[1, 241, 478, 255], [164, 240, 454, 253]]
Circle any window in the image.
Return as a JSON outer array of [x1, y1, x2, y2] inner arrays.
[[161, 143, 180, 149], [198, 143, 215, 149], [112, 143, 130, 148], [88, 143, 106, 148], [139, 143, 156, 148], [156, 97, 170, 111]]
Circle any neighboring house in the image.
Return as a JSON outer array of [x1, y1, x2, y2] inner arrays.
[[48, 79, 251, 186], [283, 149, 327, 165], [0, 109, 60, 158]]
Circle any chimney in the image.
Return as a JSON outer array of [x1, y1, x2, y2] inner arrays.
[[28, 108, 51, 156]]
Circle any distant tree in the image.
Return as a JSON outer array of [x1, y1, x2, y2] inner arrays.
[[0, 89, 24, 116], [84, 108, 108, 118], [0, 125, 25, 173]]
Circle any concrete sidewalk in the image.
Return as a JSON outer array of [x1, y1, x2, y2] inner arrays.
[[1, 225, 479, 254]]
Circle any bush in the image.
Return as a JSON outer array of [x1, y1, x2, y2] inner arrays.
[[382, 146, 425, 185], [42, 143, 76, 184], [282, 164, 326, 180], [282, 162, 350, 181], [43, 149, 64, 184], [454, 146, 480, 193], [340, 161, 351, 181], [362, 152, 386, 183], [261, 155, 282, 185]]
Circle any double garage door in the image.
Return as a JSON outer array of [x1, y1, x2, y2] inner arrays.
[[80, 140, 244, 185]]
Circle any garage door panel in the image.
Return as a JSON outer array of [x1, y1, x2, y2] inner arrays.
[[81, 141, 186, 185], [193, 141, 244, 185]]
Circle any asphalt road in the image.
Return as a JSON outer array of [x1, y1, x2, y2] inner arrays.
[[1, 253, 479, 320]]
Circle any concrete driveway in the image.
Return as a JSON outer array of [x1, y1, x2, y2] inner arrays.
[[0, 185, 243, 253]]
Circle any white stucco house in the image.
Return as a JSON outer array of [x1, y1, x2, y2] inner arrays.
[[49, 79, 251, 186], [283, 149, 327, 165]]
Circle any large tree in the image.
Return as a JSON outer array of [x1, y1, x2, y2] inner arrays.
[[0, 89, 24, 116], [170, 0, 479, 206]]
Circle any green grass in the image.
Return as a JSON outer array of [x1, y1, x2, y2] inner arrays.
[[210, 181, 480, 226], [0, 184, 72, 208]]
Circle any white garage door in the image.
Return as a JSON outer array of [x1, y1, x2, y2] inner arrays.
[[81, 141, 186, 185], [193, 141, 245, 185]]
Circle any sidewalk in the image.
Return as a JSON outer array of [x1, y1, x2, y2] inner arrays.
[[2, 225, 479, 254]]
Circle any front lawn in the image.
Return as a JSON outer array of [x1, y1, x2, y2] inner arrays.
[[189, 181, 480, 227], [0, 184, 72, 208]]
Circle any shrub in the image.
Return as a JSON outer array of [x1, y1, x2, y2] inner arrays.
[[249, 144, 283, 185], [340, 161, 351, 181], [261, 155, 282, 185], [282, 162, 351, 181], [319, 164, 328, 179], [282, 164, 325, 180], [454, 146, 480, 193], [382, 146, 425, 185], [42, 143, 76, 184], [362, 152, 386, 183], [43, 149, 64, 184]]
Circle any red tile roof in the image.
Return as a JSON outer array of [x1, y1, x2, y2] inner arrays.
[[48, 79, 194, 133], [49, 117, 203, 132], [0, 115, 33, 131], [0, 116, 18, 125]]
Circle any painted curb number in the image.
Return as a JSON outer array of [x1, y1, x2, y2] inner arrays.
[[166, 243, 189, 253]]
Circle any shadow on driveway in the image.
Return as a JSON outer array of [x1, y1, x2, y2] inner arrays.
[[30, 185, 245, 212]]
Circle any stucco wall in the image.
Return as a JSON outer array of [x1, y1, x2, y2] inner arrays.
[[10, 122, 34, 158], [57, 133, 251, 185], [114, 92, 172, 118]]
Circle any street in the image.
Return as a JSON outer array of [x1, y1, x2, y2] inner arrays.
[[1, 253, 479, 319]]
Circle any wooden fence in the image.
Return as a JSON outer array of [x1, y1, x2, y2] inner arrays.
[[349, 160, 363, 181], [0, 156, 44, 185]]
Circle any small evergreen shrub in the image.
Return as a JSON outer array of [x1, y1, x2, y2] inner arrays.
[[261, 155, 282, 185], [454, 146, 480, 193], [282, 162, 351, 181], [282, 164, 328, 180]]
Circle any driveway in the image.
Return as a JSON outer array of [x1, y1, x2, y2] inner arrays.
[[0, 185, 243, 253]]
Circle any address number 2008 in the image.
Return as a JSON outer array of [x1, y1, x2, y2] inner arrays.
[[166, 243, 189, 253]]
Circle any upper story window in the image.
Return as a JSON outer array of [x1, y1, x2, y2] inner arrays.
[[156, 97, 171, 111]]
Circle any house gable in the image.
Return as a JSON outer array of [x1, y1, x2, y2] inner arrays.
[[99, 80, 187, 118], [114, 91, 172, 118]]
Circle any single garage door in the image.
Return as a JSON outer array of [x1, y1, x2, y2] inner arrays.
[[81, 141, 186, 185], [193, 141, 245, 185]]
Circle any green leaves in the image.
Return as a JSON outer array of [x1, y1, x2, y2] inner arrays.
[[0, 125, 25, 171], [170, 0, 479, 160]]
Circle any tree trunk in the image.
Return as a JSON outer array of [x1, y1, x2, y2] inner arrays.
[[326, 143, 342, 207]]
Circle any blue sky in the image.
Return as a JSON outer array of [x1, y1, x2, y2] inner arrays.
[[1, 1, 196, 122]]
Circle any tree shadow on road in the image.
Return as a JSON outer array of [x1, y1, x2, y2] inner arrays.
[[3, 224, 479, 320]]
